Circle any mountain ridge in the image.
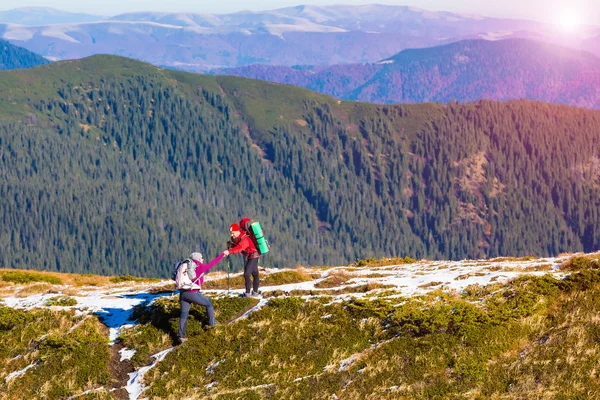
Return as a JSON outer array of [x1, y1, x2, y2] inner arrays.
[[0, 7, 103, 25], [214, 38, 600, 108], [3, 4, 597, 70]]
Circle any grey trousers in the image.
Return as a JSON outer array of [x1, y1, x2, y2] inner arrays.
[[178, 290, 216, 338], [244, 257, 260, 293]]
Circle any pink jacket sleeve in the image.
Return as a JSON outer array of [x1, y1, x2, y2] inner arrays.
[[192, 253, 225, 277]]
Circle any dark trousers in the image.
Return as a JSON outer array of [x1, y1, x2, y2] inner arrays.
[[244, 257, 260, 293], [178, 290, 216, 338]]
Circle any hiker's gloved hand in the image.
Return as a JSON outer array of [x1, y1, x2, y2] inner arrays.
[[223, 250, 230, 256]]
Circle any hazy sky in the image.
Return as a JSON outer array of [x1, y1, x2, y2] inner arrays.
[[1, 0, 598, 25]]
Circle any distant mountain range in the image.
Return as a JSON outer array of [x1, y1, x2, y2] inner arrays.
[[0, 7, 103, 25], [1, 4, 598, 70], [212, 39, 600, 108], [0, 38, 49, 70]]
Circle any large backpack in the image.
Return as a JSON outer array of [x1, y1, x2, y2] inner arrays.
[[240, 218, 270, 255], [171, 259, 203, 290]]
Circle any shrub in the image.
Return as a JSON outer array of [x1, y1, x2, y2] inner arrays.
[[44, 296, 78, 307], [356, 256, 417, 267], [262, 269, 315, 286], [109, 274, 160, 283], [560, 256, 600, 271], [560, 269, 600, 292], [1, 271, 62, 285]]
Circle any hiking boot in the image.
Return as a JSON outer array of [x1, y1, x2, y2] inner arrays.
[[242, 292, 252, 298], [177, 337, 188, 345], [251, 290, 262, 298]]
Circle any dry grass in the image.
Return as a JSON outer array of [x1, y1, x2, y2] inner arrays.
[[203, 268, 317, 290], [15, 283, 54, 297], [501, 264, 553, 272], [359, 273, 393, 279], [61, 287, 86, 296], [486, 266, 503, 272], [489, 256, 538, 262], [417, 281, 445, 289], [356, 256, 417, 268], [0, 268, 124, 287], [455, 272, 487, 280], [314, 270, 352, 288], [202, 274, 246, 290], [266, 282, 396, 297]]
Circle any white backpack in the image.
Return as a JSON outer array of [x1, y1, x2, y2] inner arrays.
[[173, 259, 203, 290]]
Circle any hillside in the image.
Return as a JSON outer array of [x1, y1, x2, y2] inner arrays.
[[215, 39, 600, 108], [0, 55, 599, 277], [0, 39, 49, 70], [1, 252, 600, 398]]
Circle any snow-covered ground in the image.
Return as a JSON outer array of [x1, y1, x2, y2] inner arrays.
[[1, 287, 174, 344], [1, 252, 589, 348], [1, 253, 590, 329]]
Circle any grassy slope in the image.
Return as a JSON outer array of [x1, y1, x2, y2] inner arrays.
[[0, 308, 110, 399], [139, 266, 600, 399], [2, 255, 600, 398]]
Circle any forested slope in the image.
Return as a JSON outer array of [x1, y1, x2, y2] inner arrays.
[[0, 39, 49, 70], [0, 55, 598, 276]]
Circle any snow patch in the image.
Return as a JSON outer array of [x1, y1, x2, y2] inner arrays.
[[4, 362, 37, 382], [126, 348, 174, 400], [2, 25, 35, 41], [205, 381, 218, 390], [376, 60, 395, 65], [337, 354, 359, 372], [3, 290, 173, 345], [206, 359, 225, 374], [235, 298, 269, 321], [478, 30, 515, 40], [264, 23, 347, 38], [119, 348, 136, 362], [40, 26, 80, 43]]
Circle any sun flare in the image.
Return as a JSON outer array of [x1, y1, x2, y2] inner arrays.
[[555, 9, 583, 33]]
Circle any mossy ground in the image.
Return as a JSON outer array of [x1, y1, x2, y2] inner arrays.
[[2, 255, 600, 399], [0, 308, 110, 400], [135, 268, 600, 399]]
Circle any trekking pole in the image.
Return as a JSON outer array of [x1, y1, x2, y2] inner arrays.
[[227, 257, 231, 294]]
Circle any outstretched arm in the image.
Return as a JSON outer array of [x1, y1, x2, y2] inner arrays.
[[194, 253, 226, 275]]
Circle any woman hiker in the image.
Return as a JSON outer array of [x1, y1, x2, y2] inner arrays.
[[177, 250, 228, 343]]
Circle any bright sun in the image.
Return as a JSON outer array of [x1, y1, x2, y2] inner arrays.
[[555, 9, 582, 32]]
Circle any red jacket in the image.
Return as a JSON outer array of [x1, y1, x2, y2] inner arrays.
[[229, 232, 259, 259]]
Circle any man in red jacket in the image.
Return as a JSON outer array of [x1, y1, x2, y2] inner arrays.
[[228, 219, 260, 297]]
